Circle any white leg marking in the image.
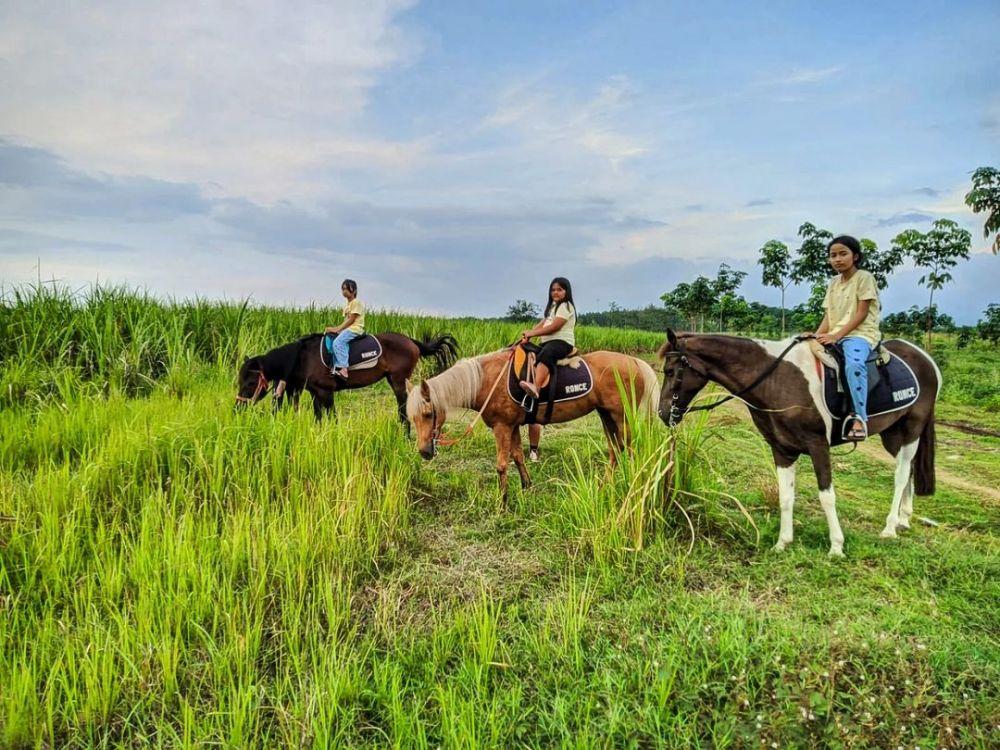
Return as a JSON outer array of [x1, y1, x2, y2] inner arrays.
[[898, 475, 914, 529], [773, 464, 796, 551], [882, 440, 918, 538], [819, 486, 845, 557]]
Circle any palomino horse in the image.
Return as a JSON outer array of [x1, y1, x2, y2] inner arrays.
[[236, 333, 458, 430], [407, 348, 659, 498], [657, 330, 939, 556]]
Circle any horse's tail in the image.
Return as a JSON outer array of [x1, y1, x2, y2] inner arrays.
[[410, 334, 459, 373], [634, 357, 660, 417], [913, 410, 936, 496]]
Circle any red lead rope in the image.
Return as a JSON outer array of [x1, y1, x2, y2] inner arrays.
[[235, 370, 270, 403]]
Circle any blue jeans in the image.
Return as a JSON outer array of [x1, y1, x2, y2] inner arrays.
[[329, 330, 360, 369], [841, 337, 872, 422]]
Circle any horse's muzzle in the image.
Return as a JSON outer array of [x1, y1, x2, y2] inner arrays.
[[419, 446, 435, 461]]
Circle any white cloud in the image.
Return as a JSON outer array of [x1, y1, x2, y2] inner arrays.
[[757, 66, 844, 86], [0, 1, 420, 201]]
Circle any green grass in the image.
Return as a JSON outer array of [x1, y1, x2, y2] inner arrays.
[[1, 285, 998, 747]]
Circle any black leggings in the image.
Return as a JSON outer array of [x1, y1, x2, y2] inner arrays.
[[536, 340, 574, 369]]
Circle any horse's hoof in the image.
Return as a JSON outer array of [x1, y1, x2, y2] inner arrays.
[[879, 527, 898, 539], [772, 541, 789, 552], [896, 522, 910, 532], [828, 547, 844, 558]]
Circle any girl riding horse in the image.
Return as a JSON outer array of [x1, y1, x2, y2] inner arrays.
[[325, 278, 366, 380]]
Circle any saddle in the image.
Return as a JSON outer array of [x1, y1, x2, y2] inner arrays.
[[508, 343, 592, 424], [808, 339, 920, 445], [322, 334, 382, 370]]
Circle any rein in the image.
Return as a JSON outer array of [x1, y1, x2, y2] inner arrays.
[[235, 370, 269, 403], [664, 335, 808, 424], [431, 348, 515, 449]]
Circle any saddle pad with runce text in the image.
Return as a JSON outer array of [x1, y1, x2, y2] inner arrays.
[[324, 334, 382, 369], [507, 358, 593, 405], [819, 350, 919, 445]]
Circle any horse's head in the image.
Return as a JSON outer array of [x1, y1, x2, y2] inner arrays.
[[657, 329, 710, 427], [406, 380, 445, 460], [235, 357, 270, 408]]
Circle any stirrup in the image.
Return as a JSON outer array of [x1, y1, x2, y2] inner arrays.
[[520, 380, 539, 399], [843, 416, 868, 442]]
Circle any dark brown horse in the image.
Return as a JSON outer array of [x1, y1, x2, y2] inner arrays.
[[406, 348, 659, 499], [236, 333, 458, 429], [657, 330, 940, 556]]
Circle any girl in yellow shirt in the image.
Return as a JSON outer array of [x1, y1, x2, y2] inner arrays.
[[325, 279, 366, 379], [814, 236, 882, 441]]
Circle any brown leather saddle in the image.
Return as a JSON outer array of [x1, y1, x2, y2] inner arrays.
[[509, 343, 591, 424]]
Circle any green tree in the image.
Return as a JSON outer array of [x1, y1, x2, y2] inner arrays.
[[712, 263, 748, 331], [861, 237, 906, 290], [661, 276, 717, 331], [891, 219, 972, 347], [979, 303, 1000, 346], [964, 166, 1000, 253], [758, 239, 792, 334], [505, 299, 539, 322], [790, 222, 833, 286]]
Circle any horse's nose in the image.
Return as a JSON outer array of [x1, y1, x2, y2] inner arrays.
[[419, 447, 434, 461]]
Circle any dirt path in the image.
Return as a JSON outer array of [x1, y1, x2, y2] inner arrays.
[[723, 402, 1000, 504]]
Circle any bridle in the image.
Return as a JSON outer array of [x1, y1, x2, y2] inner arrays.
[[235, 369, 269, 404], [662, 335, 808, 426]]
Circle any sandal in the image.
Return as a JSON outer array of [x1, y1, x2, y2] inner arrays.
[[845, 417, 868, 442]]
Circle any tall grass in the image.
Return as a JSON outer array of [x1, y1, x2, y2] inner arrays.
[[1, 283, 663, 408], [0, 384, 419, 747]]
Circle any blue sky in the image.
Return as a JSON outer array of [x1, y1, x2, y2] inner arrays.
[[1, 0, 997, 321]]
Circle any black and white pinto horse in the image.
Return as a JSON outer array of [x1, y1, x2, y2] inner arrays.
[[658, 330, 940, 556]]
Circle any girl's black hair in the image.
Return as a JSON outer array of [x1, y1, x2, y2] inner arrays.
[[544, 277, 574, 317], [827, 235, 863, 267], [341, 278, 358, 295]]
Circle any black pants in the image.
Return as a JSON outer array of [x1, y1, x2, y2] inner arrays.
[[536, 340, 573, 369]]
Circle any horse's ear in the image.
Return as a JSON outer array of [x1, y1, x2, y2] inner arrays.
[[667, 328, 678, 348], [420, 381, 430, 400]]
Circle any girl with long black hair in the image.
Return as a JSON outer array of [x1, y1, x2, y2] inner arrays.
[[519, 277, 576, 399]]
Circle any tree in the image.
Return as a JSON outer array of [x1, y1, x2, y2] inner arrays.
[[861, 237, 906, 290], [979, 303, 1000, 346], [758, 240, 792, 334], [713, 263, 748, 331], [965, 166, 1000, 253], [790, 222, 833, 286], [891, 219, 972, 348], [660, 276, 717, 331], [505, 299, 539, 322]]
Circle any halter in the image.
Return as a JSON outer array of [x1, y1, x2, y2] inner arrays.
[[662, 335, 808, 426], [235, 370, 269, 404]]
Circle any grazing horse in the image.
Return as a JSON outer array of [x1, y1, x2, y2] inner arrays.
[[657, 330, 940, 556], [406, 348, 659, 498], [236, 333, 458, 430]]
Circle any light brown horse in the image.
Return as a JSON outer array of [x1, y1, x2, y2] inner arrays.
[[407, 349, 659, 498]]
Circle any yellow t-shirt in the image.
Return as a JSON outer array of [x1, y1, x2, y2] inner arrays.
[[539, 301, 576, 347], [823, 270, 881, 346], [343, 298, 365, 335]]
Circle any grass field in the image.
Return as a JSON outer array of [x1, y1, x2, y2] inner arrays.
[[1, 286, 998, 748]]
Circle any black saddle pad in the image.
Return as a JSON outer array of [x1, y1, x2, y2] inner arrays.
[[821, 350, 919, 443], [324, 334, 382, 368], [507, 358, 594, 406]]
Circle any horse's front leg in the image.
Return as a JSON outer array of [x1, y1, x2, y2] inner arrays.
[[806, 443, 844, 557], [509, 425, 531, 489], [492, 424, 513, 502], [772, 449, 798, 552]]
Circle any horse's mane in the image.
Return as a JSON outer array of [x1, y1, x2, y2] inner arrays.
[[406, 352, 489, 419]]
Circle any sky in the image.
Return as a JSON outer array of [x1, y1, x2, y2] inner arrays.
[[1, 0, 998, 322]]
